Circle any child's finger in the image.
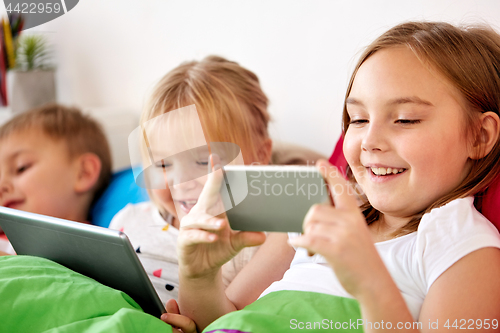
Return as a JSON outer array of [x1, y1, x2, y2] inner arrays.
[[161, 313, 198, 333], [288, 234, 331, 256], [196, 162, 224, 209], [316, 159, 358, 211], [165, 299, 180, 314], [303, 204, 358, 230], [181, 214, 225, 230], [303, 219, 339, 239], [231, 231, 266, 251], [210, 153, 221, 170], [303, 204, 337, 228], [178, 229, 219, 246]]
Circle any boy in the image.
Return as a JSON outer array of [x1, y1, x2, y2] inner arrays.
[[0, 104, 112, 255]]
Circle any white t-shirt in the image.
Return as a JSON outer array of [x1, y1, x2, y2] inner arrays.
[[109, 202, 259, 305], [260, 197, 500, 320]]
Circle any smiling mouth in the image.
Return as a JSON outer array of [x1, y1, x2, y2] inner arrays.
[[177, 200, 198, 212], [3, 200, 23, 209], [369, 167, 406, 176]]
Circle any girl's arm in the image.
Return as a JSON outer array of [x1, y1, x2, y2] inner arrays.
[[319, 247, 500, 333], [178, 225, 294, 331], [225, 232, 295, 310], [348, 247, 500, 333], [418, 247, 500, 332], [177, 165, 294, 331]]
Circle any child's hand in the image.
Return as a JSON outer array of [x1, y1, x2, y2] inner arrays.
[[161, 299, 198, 333], [289, 160, 386, 299], [177, 155, 266, 279]]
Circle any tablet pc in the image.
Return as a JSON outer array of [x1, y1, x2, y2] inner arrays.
[[220, 165, 330, 232], [0, 207, 165, 318]]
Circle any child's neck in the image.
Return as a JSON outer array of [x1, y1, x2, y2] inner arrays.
[[369, 214, 410, 242], [171, 216, 180, 229], [159, 210, 180, 230]]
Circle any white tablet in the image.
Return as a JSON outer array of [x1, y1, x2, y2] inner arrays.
[[0, 207, 165, 318]]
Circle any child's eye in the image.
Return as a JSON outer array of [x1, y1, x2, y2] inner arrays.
[[396, 119, 421, 125], [155, 161, 172, 168], [349, 119, 368, 125], [196, 161, 209, 166], [16, 164, 31, 174]]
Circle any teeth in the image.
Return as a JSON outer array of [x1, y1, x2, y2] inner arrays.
[[184, 200, 197, 205], [370, 167, 405, 176]]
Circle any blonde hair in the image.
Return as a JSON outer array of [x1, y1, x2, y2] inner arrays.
[[141, 55, 270, 161], [0, 104, 112, 205], [342, 22, 500, 236]]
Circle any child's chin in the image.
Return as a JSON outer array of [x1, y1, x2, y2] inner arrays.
[[176, 211, 187, 221], [173, 206, 188, 220]]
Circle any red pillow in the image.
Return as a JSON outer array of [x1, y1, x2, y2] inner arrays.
[[328, 135, 348, 177], [328, 136, 500, 231], [478, 174, 500, 230]]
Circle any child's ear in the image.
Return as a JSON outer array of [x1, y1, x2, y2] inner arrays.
[[469, 111, 500, 160], [73, 153, 102, 194], [257, 138, 273, 165]]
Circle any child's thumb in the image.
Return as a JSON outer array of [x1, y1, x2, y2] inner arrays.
[[233, 231, 266, 251]]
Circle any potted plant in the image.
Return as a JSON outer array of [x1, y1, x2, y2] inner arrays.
[[10, 34, 56, 114]]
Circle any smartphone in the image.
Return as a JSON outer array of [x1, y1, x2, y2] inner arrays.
[[219, 165, 330, 232]]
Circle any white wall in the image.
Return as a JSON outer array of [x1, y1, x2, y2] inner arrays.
[[2, 0, 500, 163]]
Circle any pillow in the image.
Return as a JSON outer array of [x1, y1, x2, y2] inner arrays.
[[476, 174, 500, 231], [328, 136, 500, 231], [328, 135, 348, 177], [90, 167, 149, 228]]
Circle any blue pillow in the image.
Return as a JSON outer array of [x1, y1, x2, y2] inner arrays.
[[90, 167, 149, 228]]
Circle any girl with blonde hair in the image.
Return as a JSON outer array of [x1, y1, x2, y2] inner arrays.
[[110, 55, 294, 306]]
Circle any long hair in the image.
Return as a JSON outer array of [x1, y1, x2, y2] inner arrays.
[[141, 55, 270, 162], [140, 56, 271, 214], [342, 22, 500, 236]]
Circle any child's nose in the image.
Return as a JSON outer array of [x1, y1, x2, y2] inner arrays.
[[0, 176, 13, 194], [168, 164, 206, 187], [172, 178, 198, 192], [361, 124, 389, 152]]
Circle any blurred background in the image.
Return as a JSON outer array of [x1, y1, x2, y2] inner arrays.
[[1, 0, 499, 170]]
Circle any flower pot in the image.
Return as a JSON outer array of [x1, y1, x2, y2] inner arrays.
[[10, 70, 56, 114]]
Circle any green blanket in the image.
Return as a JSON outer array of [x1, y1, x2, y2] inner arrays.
[[203, 290, 363, 332], [1, 256, 363, 332], [0, 255, 172, 333]]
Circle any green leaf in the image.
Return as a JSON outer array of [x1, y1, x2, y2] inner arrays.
[[16, 34, 54, 71]]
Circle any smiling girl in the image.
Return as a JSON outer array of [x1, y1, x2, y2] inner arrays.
[[175, 22, 500, 332]]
